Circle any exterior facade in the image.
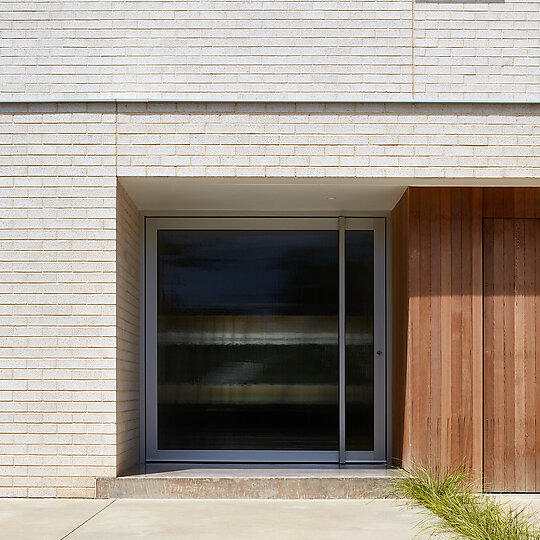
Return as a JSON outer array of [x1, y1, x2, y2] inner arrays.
[[0, 1, 539, 497]]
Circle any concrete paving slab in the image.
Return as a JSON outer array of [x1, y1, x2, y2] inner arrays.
[[1, 496, 539, 540], [67, 499, 429, 540], [0, 498, 111, 540], [496, 494, 540, 510]]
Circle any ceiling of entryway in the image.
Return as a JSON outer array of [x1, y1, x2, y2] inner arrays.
[[119, 177, 408, 213]]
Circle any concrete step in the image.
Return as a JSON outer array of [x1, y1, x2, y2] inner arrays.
[[97, 466, 399, 499]]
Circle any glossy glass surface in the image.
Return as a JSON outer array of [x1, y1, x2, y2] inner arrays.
[[156, 230, 339, 450], [345, 231, 375, 451]]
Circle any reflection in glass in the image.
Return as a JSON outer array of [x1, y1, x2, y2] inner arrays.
[[345, 231, 375, 451], [157, 230, 339, 450]]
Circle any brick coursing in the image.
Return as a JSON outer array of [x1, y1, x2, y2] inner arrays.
[[117, 103, 540, 179], [1, 1, 539, 101], [115, 183, 139, 477], [0, 103, 117, 497]]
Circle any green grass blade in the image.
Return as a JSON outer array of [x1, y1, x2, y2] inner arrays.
[[394, 463, 540, 540]]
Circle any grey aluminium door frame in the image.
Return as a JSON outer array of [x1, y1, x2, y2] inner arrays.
[[145, 217, 386, 463]]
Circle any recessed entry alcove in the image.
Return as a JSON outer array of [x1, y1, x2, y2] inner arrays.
[[117, 177, 407, 477]]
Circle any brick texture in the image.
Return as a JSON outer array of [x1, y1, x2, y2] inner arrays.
[[1, 1, 539, 101], [117, 102, 540, 179], [0, 0, 412, 101], [115, 183, 139, 476], [0, 103, 117, 497], [414, 1, 540, 100]]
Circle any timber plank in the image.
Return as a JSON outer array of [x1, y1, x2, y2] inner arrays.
[[514, 219, 526, 490], [409, 189, 421, 465], [471, 189, 483, 479], [483, 219, 495, 490], [524, 219, 536, 491], [419, 188, 432, 462], [451, 189, 463, 467], [483, 218, 540, 492], [430, 189, 442, 465], [440, 188, 453, 468], [461, 190, 473, 467]]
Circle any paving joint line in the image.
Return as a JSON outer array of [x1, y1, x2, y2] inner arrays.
[[59, 498, 117, 540]]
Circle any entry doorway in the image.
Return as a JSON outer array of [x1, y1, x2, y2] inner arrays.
[[145, 218, 386, 463]]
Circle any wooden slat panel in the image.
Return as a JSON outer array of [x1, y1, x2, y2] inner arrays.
[[493, 218, 505, 490], [395, 187, 483, 475], [471, 188, 484, 478], [536, 224, 540, 490], [451, 189, 463, 466], [418, 188, 431, 462], [461, 191, 473, 467], [483, 218, 540, 492], [514, 219, 526, 490], [483, 215, 495, 488], [430, 189, 442, 465], [504, 219, 516, 489], [408, 186, 421, 465], [393, 187, 540, 492], [440, 188, 453, 468], [523, 219, 536, 491], [483, 188, 540, 219]]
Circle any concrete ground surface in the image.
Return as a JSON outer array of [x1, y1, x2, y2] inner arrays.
[[1, 497, 539, 540]]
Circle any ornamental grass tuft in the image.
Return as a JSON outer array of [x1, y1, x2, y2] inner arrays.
[[394, 463, 540, 540]]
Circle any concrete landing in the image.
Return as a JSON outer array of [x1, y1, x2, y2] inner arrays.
[[97, 466, 398, 499]]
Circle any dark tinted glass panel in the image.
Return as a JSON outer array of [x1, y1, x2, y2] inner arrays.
[[345, 231, 375, 451], [157, 230, 339, 450]]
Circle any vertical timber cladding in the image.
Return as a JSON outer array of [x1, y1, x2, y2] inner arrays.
[[483, 218, 540, 492], [392, 187, 483, 477], [483, 188, 540, 492], [393, 187, 540, 492]]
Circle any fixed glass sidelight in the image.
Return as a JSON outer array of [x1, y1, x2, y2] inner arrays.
[[345, 231, 375, 452], [145, 218, 385, 463]]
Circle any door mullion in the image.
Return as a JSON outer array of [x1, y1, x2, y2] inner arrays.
[[339, 216, 346, 464]]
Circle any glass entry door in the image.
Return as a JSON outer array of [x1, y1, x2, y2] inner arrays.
[[145, 218, 385, 463]]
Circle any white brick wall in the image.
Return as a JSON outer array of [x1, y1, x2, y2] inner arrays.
[[0, 0, 411, 101], [414, 1, 540, 100], [0, 103, 118, 497], [117, 102, 540, 179], [116, 183, 139, 476], [2, 0, 539, 101]]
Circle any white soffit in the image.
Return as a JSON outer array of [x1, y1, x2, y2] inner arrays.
[[119, 176, 408, 213], [119, 177, 540, 213]]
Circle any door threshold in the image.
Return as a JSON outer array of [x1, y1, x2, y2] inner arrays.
[[131, 462, 393, 475]]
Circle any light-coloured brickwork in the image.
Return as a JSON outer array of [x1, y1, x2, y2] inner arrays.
[[117, 102, 540, 179], [2, 1, 539, 101], [115, 183, 139, 476], [0, 103, 118, 497], [0, 0, 412, 101], [414, 1, 540, 100]]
